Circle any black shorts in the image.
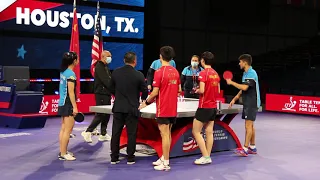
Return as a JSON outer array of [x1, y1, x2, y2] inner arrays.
[[242, 107, 258, 121], [156, 117, 176, 125], [57, 103, 73, 117], [195, 108, 217, 123]]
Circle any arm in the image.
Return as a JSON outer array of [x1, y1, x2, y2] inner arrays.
[[139, 72, 148, 100], [146, 87, 159, 104], [146, 68, 155, 86], [196, 82, 205, 94], [230, 81, 249, 91], [145, 70, 161, 105], [109, 73, 115, 95], [96, 63, 111, 89], [67, 79, 77, 112], [196, 71, 206, 94], [180, 68, 187, 90], [232, 90, 242, 101]]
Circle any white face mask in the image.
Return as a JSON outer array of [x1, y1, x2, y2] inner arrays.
[[106, 57, 112, 64], [191, 62, 199, 67]]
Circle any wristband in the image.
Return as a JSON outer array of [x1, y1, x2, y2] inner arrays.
[[145, 100, 151, 105]]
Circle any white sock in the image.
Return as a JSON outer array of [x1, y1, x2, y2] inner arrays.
[[160, 156, 164, 161], [250, 145, 256, 149], [243, 146, 248, 152], [164, 160, 169, 166]]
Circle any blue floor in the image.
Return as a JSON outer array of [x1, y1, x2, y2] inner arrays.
[[0, 112, 320, 180]]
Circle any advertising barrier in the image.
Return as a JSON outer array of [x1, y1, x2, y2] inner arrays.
[[266, 94, 320, 115]]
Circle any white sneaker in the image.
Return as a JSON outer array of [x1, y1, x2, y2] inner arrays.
[[58, 151, 74, 158], [110, 160, 120, 165], [81, 131, 93, 143], [92, 129, 100, 136], [59, 153, 76, 161], [152, 158, 163, 166], [154, 163, 171, 171], [194, 157, 212, 165], [98, 134, 111, 141]]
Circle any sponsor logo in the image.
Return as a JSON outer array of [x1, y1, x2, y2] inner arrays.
[[39, 97, 49, 114], [282, 96, 296, 112]]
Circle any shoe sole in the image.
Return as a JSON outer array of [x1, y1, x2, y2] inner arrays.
[[234, 151, 248, 157], [110, 161, 120, 165], [154, 167, 170, 171], [127, 162, 135, 165], [194, 162, 212, 165]]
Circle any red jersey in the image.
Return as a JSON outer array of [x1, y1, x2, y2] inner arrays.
[[198, 68, 220, 108], [153, 66, 180, 117]]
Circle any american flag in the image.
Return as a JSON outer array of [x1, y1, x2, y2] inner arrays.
[[90, 2, 103, 77]]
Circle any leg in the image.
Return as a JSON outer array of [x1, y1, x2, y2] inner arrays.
[[60, 116, 75, 160], [204, 121, 215, 156], [158, 124, 171, 161], [125, 114, 138, 163], [192, 119, 208, 157], [99, 95, 111, 136], [86, 113, 102, 132], [244, 120, 253, 148], [59, 117, 65, 149], [110, 113, 125, 163], [100, 114, 110, 136], [250, 124, 255, 145]]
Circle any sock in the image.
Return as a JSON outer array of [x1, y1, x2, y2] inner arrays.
[[160, 156, 164, 161], [164, 160, 169, 166], [250, 145, 256, 149], [204, 156, 211, 159], [243, 146, 248, 152]]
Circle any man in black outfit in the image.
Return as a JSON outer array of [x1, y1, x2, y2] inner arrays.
[[82, 50, 112, 143], [110, 52, 148, 165]]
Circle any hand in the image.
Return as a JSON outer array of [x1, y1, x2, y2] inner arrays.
[[73, 107, 78, 116], [195, 89, 200, 94], [228, 99, 235, 108], [147, 85, 152, 90], [226, 79, 233, 85], [138, 101, 147, 110]]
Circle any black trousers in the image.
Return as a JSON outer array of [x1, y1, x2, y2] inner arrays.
[[184, 90, 199, 99], [86, 94, 111, 135], [111, 112, 138, 161]]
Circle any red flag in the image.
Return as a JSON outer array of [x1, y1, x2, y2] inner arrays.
[[70, 0, 80, 98], [91, 2, 103, 77]]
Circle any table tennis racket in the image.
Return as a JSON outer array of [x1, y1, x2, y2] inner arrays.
[[223, 71, 233, 80], [74, 112, 84, 122]]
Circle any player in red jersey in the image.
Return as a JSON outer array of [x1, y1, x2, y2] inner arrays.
[[139, 46, 181, 171], [193, 51, 220, 165]]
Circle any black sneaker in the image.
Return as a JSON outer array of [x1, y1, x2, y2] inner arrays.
[[110, 160, 120, 165], [127, 158, 135, 165]]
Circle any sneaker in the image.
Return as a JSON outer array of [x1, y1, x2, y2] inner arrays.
[[154, 163, 171, 171], [248, 147, 257, 154], [81, 131, 93, 143], [70, 134, 76, 138], [152, 158, 163, 166], [194, 157, 212, 165], [59, 153, 76, 161], [110, 160, 120, 165], [127, 160, 135, 165], [58, 151, 74, 158], [234, 148, 248, 157], [92, 129, 100, 136], [98, 134, 111, 141]]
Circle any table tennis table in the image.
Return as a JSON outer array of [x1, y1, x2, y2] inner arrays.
[[90, 98, 247, 158]]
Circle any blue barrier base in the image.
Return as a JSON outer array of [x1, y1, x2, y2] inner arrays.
[[0, 113, 47, 129]]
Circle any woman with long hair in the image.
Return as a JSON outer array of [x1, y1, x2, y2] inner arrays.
[[57, 52, 78, 161]]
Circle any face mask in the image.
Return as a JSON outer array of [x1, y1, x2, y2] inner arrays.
[[106, 57, 112, 64], [191, 62, 199, 67]]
